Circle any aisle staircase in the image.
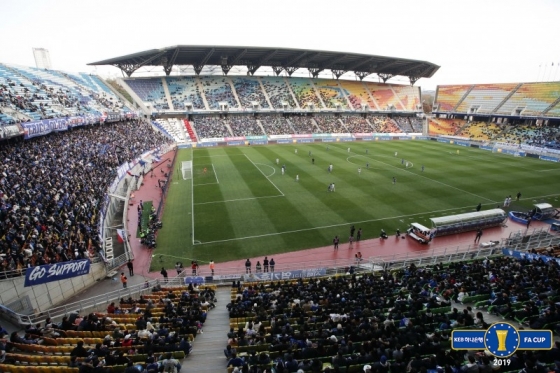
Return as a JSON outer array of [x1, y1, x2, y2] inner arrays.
[[185, 288, 231, 373], [183, 119, 198, 142]]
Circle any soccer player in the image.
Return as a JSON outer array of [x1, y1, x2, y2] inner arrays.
[[366, 149, 369, 154], [395, 152, 398, 157], [328, 164, 333, 173], [358, 168, 361, 175], [392, 177, 396, 184], [281, 165, 285, 175], [326, 145, 330, 151], [203, 167, 207, 174], [276, 158, 279, 165], [347, 147, 350, 153], [366, 163, 369, 169], [296, 175, 299, 182], [332, 183, 335, 192], [457, 149, 460, 155], [295, 149, 298, 154], [421, 165, 424, 172], [309, 151, 311, 156]]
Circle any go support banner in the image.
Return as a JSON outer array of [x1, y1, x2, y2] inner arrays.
[[24, 259, 91, 287]]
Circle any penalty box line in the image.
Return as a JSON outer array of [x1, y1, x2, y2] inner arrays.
[[244, 154, 285, 196]]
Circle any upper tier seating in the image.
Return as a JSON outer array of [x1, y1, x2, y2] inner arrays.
[[260, 79, 296, 109], [337, 80, 378, 110], [434, 85, 472, 112], [313, 79, 349, 109], [125, 78, 168, 111], [392, 85, 421, 111], [428, 118, 465, 136], [366, 83, 404, 111], [231, 77, 269, 109], [455, 84, 518, 114], [199, 77, 238, 110], [496, 82, 560, 116], [166, 77, 205, 110], [287, 78, 323, 109], [0, 63, 127, 125]]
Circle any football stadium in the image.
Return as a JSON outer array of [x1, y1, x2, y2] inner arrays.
[[1, 2, 560, 373]]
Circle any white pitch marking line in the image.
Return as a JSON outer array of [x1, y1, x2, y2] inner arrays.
[[194, 195, 284, 205], [211, 163, 219, 184], [191, 147, 195, 245], [193, 193, 560, 245], [193, 182, 218, 186], [192, 203, 472, 245], [345, 149, 495, 203], [254, 162, 276, 177], [244, 154, 284, 196]]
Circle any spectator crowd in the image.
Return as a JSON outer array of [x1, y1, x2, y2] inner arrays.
[[224, 253, 560, 372], [0, 120, 169, 277]]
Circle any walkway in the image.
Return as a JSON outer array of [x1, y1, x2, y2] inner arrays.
[[184, 287, 231, 373]]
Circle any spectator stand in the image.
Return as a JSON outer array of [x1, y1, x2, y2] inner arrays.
[[258, 115, 295, 136], [0, 281, 216, 373]]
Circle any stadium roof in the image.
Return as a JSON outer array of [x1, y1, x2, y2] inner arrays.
[[89, 45, 439, 85]]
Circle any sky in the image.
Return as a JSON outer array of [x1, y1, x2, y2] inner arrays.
[[1, 0, 559, 90]]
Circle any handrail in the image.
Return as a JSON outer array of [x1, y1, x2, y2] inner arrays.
[[172, 257, 363, 278], [2, 229, 557, 326]]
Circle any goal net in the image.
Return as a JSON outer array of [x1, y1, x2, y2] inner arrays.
[[181, 161, 192, 180]]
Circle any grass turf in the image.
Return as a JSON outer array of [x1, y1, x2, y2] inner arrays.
[[136, 201, 153, 238], [151, 141, 560, 270]]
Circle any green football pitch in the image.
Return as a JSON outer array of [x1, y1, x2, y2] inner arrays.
[[152, 141, 560, 270]]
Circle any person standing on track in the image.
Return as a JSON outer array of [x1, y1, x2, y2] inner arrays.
[[333, 236, 339, 250]]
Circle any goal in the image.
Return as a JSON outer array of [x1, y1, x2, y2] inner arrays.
[[181, 161, 192, 180]]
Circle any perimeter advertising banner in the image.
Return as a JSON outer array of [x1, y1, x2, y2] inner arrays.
[[24, 259, 91, 287]]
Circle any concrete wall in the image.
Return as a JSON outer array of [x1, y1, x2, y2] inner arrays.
[[0, 262, 107, 314]]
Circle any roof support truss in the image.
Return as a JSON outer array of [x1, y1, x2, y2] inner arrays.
[[193, 48, 215, 75], [355, 71, 371, 81], [163, 48, 180, 76], [113, 50, 167, 77]]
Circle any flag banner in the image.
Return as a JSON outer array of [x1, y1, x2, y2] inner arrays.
[[24, 259, 90, 287], [116, 229, 126, 244]]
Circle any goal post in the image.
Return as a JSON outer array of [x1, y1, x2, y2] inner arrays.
[[181, 161, 192, 180]]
